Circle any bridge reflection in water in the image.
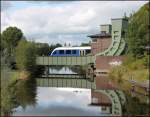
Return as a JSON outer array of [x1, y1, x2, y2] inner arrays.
[[36, 77, 95, 89], [36, 75, 126, 116]]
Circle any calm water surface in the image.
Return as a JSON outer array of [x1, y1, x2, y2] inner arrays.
[[49, 67, 77, 74], [13, 87, 107, 116], [2, 66, 149, 116]]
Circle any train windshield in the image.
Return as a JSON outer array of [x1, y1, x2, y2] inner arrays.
[[53, 51, 57, 55]]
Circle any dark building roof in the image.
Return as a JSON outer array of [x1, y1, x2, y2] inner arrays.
[[111, 17, 128, 21], [88, 32, 111, 39]]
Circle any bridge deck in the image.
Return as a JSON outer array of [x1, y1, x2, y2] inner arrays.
[[36, 78, 96, 89], [36, 56, 94, 66]]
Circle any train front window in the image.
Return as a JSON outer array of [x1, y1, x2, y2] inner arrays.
[[86, 49, 91, 54], [53, 51, 56, 55], [72, 50, 76, 54], [59, 50, 64, 54], [66, 50, 71, 54]]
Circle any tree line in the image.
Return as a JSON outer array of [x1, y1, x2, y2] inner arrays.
[[108, 3, 149, 115], [126, 2, 149, 58], [0, 27, 62, 75], [1, 2, 149, 75]]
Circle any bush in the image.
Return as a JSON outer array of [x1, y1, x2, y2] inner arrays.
[[15, 40, 37, 74], [1, 68, 18, 116]]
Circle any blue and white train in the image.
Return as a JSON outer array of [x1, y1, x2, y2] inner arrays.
[[49, 47, 91, 56]]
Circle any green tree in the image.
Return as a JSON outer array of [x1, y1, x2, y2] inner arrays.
[[0, 33, 4, 51], [35, 43, 62, 56], [1, 27, 23, 56], [49, 43, 62, 54], [36, 43, 50, 56], [80, 42, 90, 46], [55, 43, 62, 47], [15, 40, 36, 73], [126, 2, 149, 57]]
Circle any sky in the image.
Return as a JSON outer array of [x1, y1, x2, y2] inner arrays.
[[1, 1, 148, 46], [13, 87, 102, 116]]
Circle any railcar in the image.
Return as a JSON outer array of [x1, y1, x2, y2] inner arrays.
[[49, 47, 91, 56]]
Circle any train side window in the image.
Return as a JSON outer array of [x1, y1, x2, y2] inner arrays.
[[66, 50, 71, 54], [86, 49, 91, 54], [72, 50, 76, 54], [59, 50, 64, 54]]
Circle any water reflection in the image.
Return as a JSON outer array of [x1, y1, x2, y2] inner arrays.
[[2, 66, 149, 116], [1, 77, 37, 116], [49, 67, 77, 74], [122, 92, 149, 116], [46, 66, 86, 75], [15, 78, 37, 109], [13, 87, 111, 116]]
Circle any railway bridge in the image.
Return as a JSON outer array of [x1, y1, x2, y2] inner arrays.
[[35, 17, 128, 116], [36, 56, 94, 66]]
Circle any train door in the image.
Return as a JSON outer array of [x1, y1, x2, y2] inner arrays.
[[80, 50, 82, 56], [80, 50, 85, 56], [83, 50, 85, 56]]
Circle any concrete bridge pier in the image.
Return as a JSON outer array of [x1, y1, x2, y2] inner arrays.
[[45, 66, 49, 77], [86, 63, 96, 82]]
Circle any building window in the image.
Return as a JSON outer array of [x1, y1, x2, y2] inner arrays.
[[92, 98, 98, 103], [59, 50, 64, 54], [122, 30, 126, 37], [93, 39, 97, 42], [114, 35, 118, 40], [101, 31, 106, 33], [114, 31, 119, 34], [102, 107, 107, 111], [66, 50, 71, 54], [72, 50, 76, 54]]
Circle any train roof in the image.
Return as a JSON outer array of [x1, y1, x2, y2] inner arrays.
[[53, 46, 91, 50]]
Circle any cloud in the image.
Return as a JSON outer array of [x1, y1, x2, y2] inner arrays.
[[13, 87, 101, 116], [1, 1, 12, 11], [1, 1, 148, 45]]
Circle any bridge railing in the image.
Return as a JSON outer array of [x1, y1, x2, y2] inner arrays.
[[36, 56, 94, 65]]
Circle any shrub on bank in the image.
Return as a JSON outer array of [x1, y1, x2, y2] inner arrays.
[[108, 54, 149, 102], [15, 40, 37, 76], [1, 68, 19, 116]]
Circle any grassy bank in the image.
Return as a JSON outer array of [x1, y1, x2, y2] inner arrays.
[[122, 92, 149, 116], [108, 54, 149, 103], [1, 67, 18, 116], [1, 66, 37, 116]]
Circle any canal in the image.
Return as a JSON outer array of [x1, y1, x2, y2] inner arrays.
[[1, 67, 149, 116], [13, 67, 111, 116], [13, 87, 109, 116]]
